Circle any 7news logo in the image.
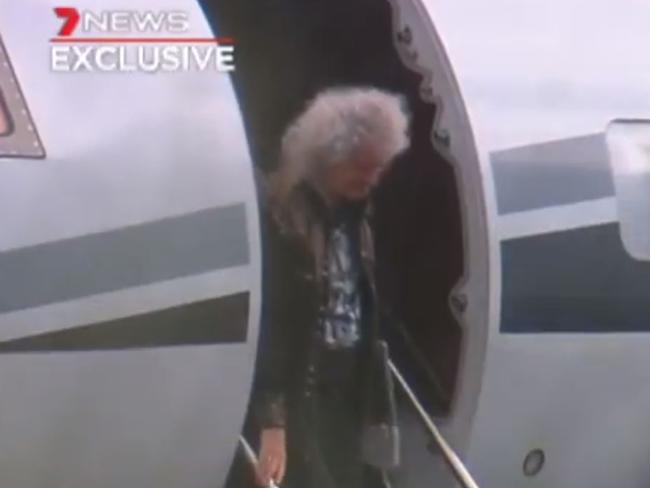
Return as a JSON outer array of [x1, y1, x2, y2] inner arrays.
[[50, 7, 235, 73]]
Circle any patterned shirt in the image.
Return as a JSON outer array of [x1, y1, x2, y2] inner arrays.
[[318, 220, 362, 350]]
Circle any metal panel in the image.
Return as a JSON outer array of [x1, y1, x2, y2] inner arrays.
[[417, 0, 650, 487], [0, 204, 249, 314], [0, 1, 260, 487], [0, 36, 45, 158], [0, 292, 249, 351], [491, 134, 614, 214], [501, 223, 650, 333]]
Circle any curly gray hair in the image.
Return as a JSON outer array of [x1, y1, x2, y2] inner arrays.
[[269, 86, 411, 204]]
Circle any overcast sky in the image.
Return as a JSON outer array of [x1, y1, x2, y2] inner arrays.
[[424, 0, 650, 149]]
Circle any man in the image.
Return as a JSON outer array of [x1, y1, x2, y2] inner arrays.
[[253, 86, 410, 488]]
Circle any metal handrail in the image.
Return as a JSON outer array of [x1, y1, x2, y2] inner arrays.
[[239, 362, 480, 488], [389, 359, 480, 488], [238, 435, 279, 488]]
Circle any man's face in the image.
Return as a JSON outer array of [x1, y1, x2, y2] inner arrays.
[[322, 144, 386, 203]]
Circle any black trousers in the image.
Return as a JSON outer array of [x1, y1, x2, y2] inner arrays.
[[285, 370, 384, 488]]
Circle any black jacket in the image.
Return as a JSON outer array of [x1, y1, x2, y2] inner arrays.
[[251, 183, 388, 431]]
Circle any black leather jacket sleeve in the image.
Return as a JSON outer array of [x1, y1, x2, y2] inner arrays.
[[251, 211, 296, 429]]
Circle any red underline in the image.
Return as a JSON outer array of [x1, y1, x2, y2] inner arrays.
[[50, 37, 234, 44]]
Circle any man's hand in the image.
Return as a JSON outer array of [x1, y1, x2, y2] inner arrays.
[[256, 428, 286, 487]]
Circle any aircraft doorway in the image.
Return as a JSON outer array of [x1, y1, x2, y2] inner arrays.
[[201, 0, 465, 415]]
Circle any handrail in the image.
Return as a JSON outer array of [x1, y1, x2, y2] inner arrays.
[[238, 435, 279, 488], [381, 309, 450, 408], [389, 359, 480, 488], [239, 361, 479, 488]]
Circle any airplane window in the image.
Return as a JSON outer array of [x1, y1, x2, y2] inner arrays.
[[606, 120, 650, 261], [0, 36, 44, 158]]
